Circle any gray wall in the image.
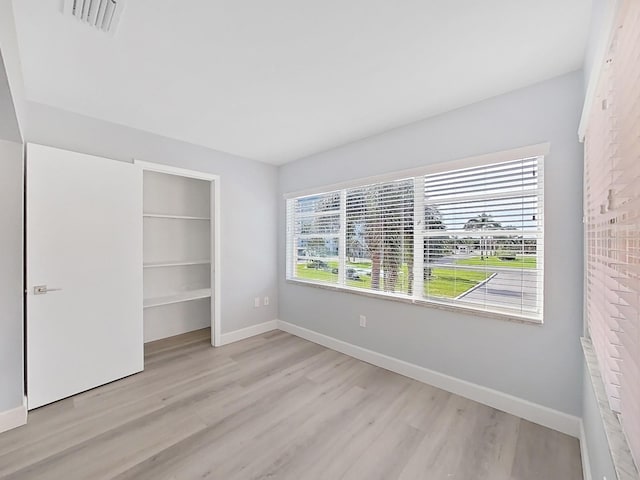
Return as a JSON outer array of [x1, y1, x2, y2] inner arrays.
[[0, 138, 24, 412], [583, 0, 617, 92], [0, 0, 25, 413], [0, 0, 27, 414], [0, 93, 279, 414], [278, 71, 584, 416], [24, 101, 279, 336], [0, 54, 21, 143], [0, 0, 26, 136]]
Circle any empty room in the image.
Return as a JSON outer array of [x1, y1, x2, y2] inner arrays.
[[0, 0, 638, 479]]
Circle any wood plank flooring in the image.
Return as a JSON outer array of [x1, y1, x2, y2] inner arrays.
[[0, 328, 582, 479]]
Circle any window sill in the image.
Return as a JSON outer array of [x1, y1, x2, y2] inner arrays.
[[285, 278, 543, 326], [581, 338, 638, 480]]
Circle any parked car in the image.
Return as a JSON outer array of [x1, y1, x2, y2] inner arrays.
[[326, 266, 361, 280], [354, 268, 370, 278], [346, 268, 360, 280], [307, 260, 329, 270]]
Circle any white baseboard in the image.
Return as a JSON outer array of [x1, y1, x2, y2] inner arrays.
[[277, 320, 581, 438], [0, 397, 27, 434], [580, 420, 593, 480], [219, 320, 278, 346]]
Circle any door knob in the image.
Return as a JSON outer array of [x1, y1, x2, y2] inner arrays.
[[33, 285, 63, 295]]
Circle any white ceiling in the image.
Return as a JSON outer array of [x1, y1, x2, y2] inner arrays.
[[12, 0, 591, 165]]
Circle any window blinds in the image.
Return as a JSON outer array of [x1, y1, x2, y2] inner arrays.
[[346, 179, 415, 294], [288, 191, 341, 285], [584, 0, 640, 467], [286, 155, 544, 321], [422, 158, 543, 316]]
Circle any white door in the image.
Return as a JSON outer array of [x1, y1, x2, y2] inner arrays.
[[26, 143, 143, 409]]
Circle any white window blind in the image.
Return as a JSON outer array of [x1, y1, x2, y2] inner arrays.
[[287, 190, 342, 285], [346, 179, 415, 294], [422, 158, 543, 316], [584, 0, 640, 467], [286, 155, 544, 321]]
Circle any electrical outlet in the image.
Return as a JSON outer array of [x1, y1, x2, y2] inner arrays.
[[254, 297, 260, 308], [359, 315, 366, 327], [263, 296, 270, 306]]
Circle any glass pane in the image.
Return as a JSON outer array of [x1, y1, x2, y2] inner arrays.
[[420, 157, 542, 315], [294, 192, 340, 215], [455, 267, 540, 313], [429, 195, 540, 232], [423, 158, 539, 202], [424, 266, 491, 299], [295, 214, 340, 235], [424, 235, 541, 313], [295, 237, 339, 284], [450, 235, 539, 269], [346, 179, 414, 294]]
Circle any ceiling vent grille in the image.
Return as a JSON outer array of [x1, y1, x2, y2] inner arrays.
[[63, 0, 125, 34]]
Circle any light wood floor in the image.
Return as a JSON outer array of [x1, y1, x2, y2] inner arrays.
[[0, 328, 582, 480]]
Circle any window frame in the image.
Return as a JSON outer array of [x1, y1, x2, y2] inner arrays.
[[285, 144, 548, 324]]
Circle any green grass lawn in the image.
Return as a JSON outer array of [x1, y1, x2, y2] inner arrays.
[[456, 255, 536, 269], [345, 261, 372, 268], [296, 265, 338, 283], [425, 268, 489, 298], [295, 261, 489, 298]]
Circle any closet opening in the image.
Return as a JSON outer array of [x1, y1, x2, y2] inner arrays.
[[137, 161, 220, 356]]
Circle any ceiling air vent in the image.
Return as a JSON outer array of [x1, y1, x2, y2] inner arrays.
[[63, 0, 125, 34]]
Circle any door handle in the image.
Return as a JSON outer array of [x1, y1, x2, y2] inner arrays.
[[33, 285, 63, 295]]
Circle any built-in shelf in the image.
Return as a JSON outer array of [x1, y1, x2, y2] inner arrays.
[[142, 168, 214, 343], [143, 213, 210, 220], [143, 259, 210, 268], [143, 288, 211, 309]]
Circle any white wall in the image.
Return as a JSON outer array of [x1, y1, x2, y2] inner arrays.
[[23, 101, 279, 338], [278, 71, 584, 416]]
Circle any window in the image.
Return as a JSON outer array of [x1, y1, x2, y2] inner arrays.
[[286, 153, 544, 321], [584, 0, 640, 467], [289, 191, 341, 285]]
